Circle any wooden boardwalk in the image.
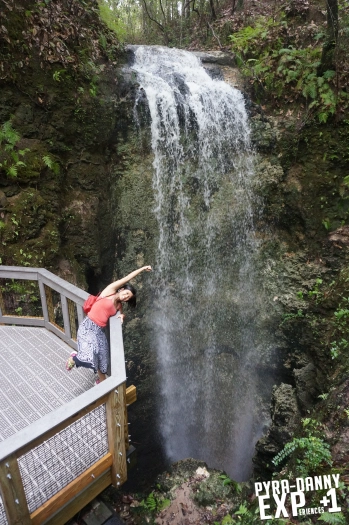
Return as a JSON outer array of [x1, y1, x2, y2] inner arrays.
[[0, 326, 94, 443], [0, 267, 131, 525]]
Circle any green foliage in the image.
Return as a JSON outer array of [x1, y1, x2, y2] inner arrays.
[[98, 0, 127, 41], [318, 512, 346, 524], [219, 474, 242, 493], [139, 491, 171, 513], [235, 503, 249, 515], [318, 392, 329, 400], [291, 279, 323, 311], [230, 18, 283, 58], [230, 16, 340, 122], [273, 420, 332, 478], [89, 82, 98, 97], [52, 69, 67, 82], [219, 474, 233, 486], [308, 278, 323, 299], [322, 218, 331, 230], [0, 120, 30, 178], [0, 279, 41, 317], [0, 120, 20, 147], [42, 155, 60, 175], [280, 309, 304, 326], [328, 296, 349, 359]]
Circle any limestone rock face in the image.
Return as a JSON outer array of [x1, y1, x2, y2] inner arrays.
[[294, 362, 319, 411], [192, 50, 236, 66], [0, 190, 8, 208], [254, 383, 300, 478], [329, 225, 349, 246]]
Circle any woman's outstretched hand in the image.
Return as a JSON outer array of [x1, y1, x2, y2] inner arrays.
[[102, 265, 153, 297]]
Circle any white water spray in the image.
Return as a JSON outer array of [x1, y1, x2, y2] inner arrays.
[[131, 45, 274, 481]]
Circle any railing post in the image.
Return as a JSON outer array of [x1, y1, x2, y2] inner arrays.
[[77, 304, 85, 326], [43, 283, 54, 325], [0, 284, 5, 318], [0, 455, 31, 525], [106, 384, 127, 487], [60, 294, 71, 339], [38, 276, 49, 325]]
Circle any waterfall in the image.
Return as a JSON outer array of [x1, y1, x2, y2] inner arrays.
[[131, 45, 274, 481]]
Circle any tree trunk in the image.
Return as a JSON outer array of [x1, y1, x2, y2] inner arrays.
[[327, 0, 338, 43], [319, 0, 338, 73]]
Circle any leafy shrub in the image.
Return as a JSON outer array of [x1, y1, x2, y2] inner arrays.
[[318, 512, 346, 524], [328, 296, 349, 359], [230, 16, 343, 122], [0, 120, 29, 178], [273, 434, 332, 477], [139, 491, 170, 513], [98, 0, 127, 41]]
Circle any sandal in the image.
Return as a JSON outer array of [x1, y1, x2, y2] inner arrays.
[[65, 352, 77, 371]]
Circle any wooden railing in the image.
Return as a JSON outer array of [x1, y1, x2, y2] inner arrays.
[[0, 266, 133, 525]]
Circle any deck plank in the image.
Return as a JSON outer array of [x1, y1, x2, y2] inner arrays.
[[0, 326, 95, 443]]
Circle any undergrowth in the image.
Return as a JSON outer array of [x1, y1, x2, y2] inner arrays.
[[230, 2, 349, 123]]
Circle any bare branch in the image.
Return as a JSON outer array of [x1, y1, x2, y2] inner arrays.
[[207, 21, 222, 48], [141, 0, 169, 43]]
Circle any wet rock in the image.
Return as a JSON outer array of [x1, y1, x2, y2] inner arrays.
[[323, 379, 349, 467], [328, 225, 349, 246], [173, 73, 190, 96], [254, 383, 300, 478], [220, 66, 246, 91], [192, 50, 236, 66], [0, 190, 8, 208], [254, 159, 284, 195], [203, 64, 224, 81], [250, 115, 279, 152], [153, 458, 244, 525], [294, 362, 319, 410]]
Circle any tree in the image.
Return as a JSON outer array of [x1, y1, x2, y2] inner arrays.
[[320, 0, 339, 72]]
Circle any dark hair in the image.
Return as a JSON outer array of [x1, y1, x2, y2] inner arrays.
[[118, 283, 137, 308]]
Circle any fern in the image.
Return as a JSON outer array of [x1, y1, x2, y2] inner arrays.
[[139, 491, 170, 513], [0, 121, 20, 147], [235, 503, 249, 515], [302, 81, 317, 99], [145, 492, 157, 511], [229, 22, 339, 122], [42, 155, 53, 169], [323, 69, 336, 79], [318, 512, 346, 524], [7, 165, 18, 177], [273, 435, 332, 476], [42, 155, 60, 175], [0, 120, 30, 178]]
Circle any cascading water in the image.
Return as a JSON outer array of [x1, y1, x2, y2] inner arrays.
[[131, 45, 275, 481]]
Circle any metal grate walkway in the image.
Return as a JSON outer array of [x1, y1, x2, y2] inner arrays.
[[0, 325, 95, 442]]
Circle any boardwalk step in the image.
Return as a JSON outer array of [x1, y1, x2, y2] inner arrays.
[[80, 499, 113, 525], [79, 498, 125, 525]]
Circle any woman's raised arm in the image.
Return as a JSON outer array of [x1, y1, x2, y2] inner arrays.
[[101, 266, 152, 296]]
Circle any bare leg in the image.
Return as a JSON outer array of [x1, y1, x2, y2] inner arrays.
[[97, 369, 106, 382]]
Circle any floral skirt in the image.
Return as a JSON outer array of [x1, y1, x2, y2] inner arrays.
[[74, 316, 109, 374]]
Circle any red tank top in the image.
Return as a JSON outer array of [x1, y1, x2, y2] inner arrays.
[[88, 297, 117, 327]]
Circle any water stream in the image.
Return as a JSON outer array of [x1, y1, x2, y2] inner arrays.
[[131, 46, 275, 481]]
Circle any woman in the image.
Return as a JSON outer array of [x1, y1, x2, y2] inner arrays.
[[66, 265, 152, 383]]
